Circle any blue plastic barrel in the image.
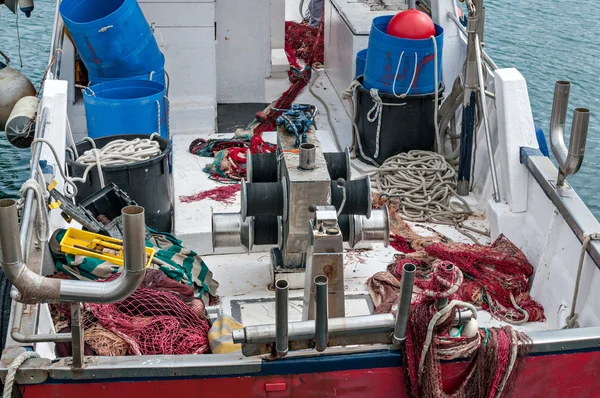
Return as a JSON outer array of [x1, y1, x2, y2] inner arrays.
[[83, 80, 168, 139], [89, 66, 166, 88], [355, 49, 368, 78], [363, 15, 444, 95], [60, 0, 163, 79]]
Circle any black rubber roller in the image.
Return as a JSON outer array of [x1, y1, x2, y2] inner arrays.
[[241, 180, 285, 220], [337, 214, 351, 243], [330, 176, 372, 217], [248, 151, 278, 183], [323, 148, 351, 181], [253, 216, 280, 246]]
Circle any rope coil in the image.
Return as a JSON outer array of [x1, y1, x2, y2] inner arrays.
[[74, 136, 162, 189], [374, 150, 472, 224]]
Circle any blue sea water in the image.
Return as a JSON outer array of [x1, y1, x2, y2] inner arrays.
[[0, 0, 54, 199], [0, 0, 599, 214]]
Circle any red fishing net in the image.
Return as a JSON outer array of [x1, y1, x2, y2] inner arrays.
[[189, 135, 276, 181], [387, 235, 545, 324], [397, 263, 531, 398], [253, 15, 325, 136], [51, 270, 211, 356], [179, 184, 241, 204], [285, 21, 324, 66]]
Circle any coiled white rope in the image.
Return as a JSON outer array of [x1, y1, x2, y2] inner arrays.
[[74, 135, 161, 189], [374, 150, 472, 224], [3, 351, 40, 398]]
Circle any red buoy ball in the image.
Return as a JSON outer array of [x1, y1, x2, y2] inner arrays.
[[386, 9, 436, 40]]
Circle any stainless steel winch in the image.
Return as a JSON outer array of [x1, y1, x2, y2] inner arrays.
[[212, 126, 390, 320]]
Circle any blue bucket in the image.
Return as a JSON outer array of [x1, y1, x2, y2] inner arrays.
[[60, 0, 163, 79], [355, 49, 368, 78], [89, 64, 167, 88], [83, 80, 168, 139], [363, 15, 443, 95]]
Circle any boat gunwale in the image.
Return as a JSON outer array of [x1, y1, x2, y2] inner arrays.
[[2, 325, 600, 385]]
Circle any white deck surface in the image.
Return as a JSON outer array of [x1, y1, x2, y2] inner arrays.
[[169, 62, 549, 333]]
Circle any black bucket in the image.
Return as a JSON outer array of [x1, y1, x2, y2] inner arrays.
[[67, 134, 172, 232], [355, 76, 444, 166]]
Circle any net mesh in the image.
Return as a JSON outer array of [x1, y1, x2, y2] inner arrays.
[[387, 234, 544, 324], [252, 13, 324, 136], [50, 270, 211, 356], [398, 263, 531, 398]]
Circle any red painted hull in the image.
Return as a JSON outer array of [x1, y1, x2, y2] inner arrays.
[[22, 350, 600, 397]]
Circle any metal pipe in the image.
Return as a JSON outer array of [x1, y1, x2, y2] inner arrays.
[[560, 108, 590, 182], [393, 263, 416, 345], [314, 275, 328, 352], [275, 279, 289, 358], [408, 0, 416, 9], [19, 107, 48, 257], [232, 313, 395, 345], [71, 303, 84, 368], [446, 11, 498, 71], [550, 81, 571, 168], [0, 202, 147, 304], [299, 143, 316, 170], [549, 84, 590, 187], [11, 302, 72, 343], [474, 33, 500, 203], [59, 206, 147, 302]]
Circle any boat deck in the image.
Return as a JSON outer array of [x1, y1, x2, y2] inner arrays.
[[170, 68, 550, 334]]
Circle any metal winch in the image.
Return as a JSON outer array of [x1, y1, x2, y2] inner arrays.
[[212, 123, 389, 320]]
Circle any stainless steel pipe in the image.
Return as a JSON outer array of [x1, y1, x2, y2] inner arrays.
[[474, 34, 501, 202], [560, 108, 590, 184], [314, 275, 328, 352], [393, 263, 416, 345], [232, 313, 395, 345], [275, 279, 289, 358], [231, 309, 470, 346], [11, 301, 72, 343], [299, 143, 316, 170], [550, 81, 571, 168], [59, 206, 147, 302], [549, 81, 590, 186], [0, 201, 147, 303]]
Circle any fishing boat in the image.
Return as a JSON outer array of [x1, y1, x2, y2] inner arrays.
[[0, 0, 598, 396]]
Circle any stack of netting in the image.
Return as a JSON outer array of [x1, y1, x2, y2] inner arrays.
[[401, 263, 531, 397], [367, 219, 545, 397], [51, 270, 211, 356], [285, 21, 324, 66]]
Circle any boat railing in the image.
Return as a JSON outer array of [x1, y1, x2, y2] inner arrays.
[[447, 10, 498, 71]]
